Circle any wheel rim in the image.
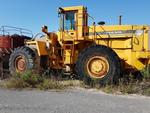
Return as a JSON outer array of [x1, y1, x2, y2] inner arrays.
[[15, 56, 26, 72], [86, 56, 109, 79]]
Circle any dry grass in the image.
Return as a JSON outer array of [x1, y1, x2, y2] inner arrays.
[[0, 70, 150, 96], [96, 77, 150, 96], [0, 71, 83, 90]]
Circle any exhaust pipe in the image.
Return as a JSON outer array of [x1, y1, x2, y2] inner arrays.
[[119, 15, 122, 25]]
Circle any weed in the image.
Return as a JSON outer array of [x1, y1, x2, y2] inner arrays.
[[0, 70, 150, 96], [37, 79, 64, 90], [141, 66, 150, 79], [1, 71, 82, 90]]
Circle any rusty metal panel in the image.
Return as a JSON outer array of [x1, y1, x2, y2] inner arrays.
[[0, 36, 12, 48], [0, 35, 26, 54]]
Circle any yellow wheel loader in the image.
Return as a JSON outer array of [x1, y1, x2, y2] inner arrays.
[[9, 6, 150, 84]]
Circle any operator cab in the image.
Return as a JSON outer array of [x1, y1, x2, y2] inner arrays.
[[58, 6, 88, 41]]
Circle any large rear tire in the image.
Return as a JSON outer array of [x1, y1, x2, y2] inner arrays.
[[9, 46, 35, 75], [75, 45, 121, 85]]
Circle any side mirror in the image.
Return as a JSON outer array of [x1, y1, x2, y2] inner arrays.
[[58, 7, 64, 17], [58, 7, 64, 14], [97, 21, 105, 25]]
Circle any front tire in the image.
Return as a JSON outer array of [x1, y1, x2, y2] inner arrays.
[[9, 46, 35, 75], [75, 45, 121, 85]]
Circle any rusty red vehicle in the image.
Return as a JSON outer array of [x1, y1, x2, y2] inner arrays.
[[0, 26, 32, 77]]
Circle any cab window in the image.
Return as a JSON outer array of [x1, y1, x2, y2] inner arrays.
[[64, 12, 75, 30]]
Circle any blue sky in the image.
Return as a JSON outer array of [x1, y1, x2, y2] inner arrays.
[[0, 0, 150, 34]]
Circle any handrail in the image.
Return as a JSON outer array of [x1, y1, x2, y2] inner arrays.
[[0, 25, 33, 38]]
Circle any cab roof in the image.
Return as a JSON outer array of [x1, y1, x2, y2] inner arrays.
[[61, 6, 85, 11]]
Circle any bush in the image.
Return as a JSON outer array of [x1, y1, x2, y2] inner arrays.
[[6, 76, 29, 89], [141, 66, 150, 79], [5, 71, 43, 88], [3, 71, 81, 90], [21, 71, 43, 87]]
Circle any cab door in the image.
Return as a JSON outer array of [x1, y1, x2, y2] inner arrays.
[[63, 11, 77, 40]]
